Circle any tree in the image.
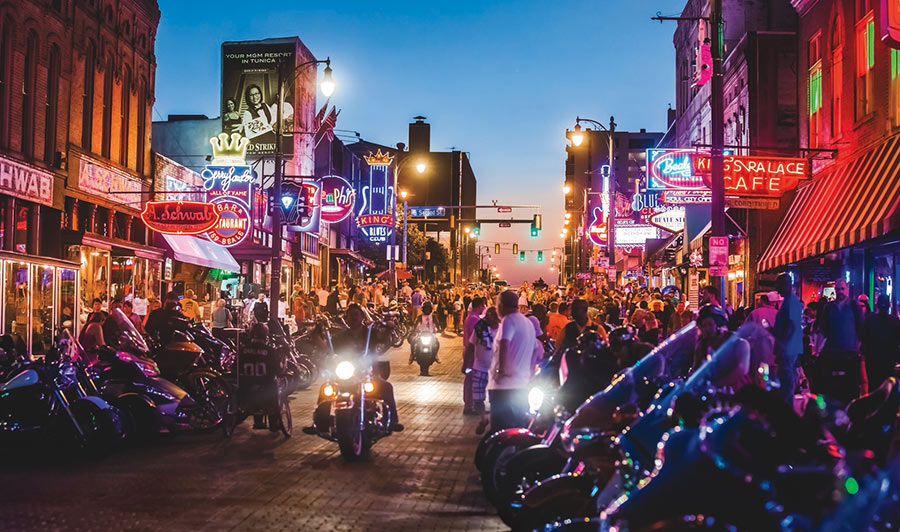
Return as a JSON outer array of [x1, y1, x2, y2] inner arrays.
[[356, 213, 450, 281]]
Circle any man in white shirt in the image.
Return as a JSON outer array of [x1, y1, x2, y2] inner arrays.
[[488, 290, 538, 430]]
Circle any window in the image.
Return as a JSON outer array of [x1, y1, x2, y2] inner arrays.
[[22, 31, 37, 159], [44, 44, 60, 165], [809, 34, 823, 148], [0, 19, 11, 149], [120, 66, 130, 166], [136, 78, 146, 176], [856, 11, 875, 119], [832, 17, 843, 138], [82, 40, 95, 150], [101, 57, 113, 158]]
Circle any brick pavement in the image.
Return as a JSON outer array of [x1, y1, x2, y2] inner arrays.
[[0, 334, 505, 532]]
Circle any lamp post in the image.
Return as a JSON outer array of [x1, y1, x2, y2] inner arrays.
[[569, 116, 616, 279], [391, 157, 425, 296], [269, 57, 334, 309]]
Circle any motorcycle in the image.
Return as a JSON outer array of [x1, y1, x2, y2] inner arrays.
[[410, 331, 439, 376], [303, 323, 397, 460], [0, 333, 124, 457], [86, 310, 234, 439]]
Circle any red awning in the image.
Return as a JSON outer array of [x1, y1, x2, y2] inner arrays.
[[758, 135, 900, 271], [375, 268, 413, 280]]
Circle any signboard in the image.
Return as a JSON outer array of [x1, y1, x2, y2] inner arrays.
[[499, 222, 511, 228], [497, 207, 512, 213], [709, 236, 729, 276], [587, 207, 607, 247], [319, 175, 355, 223], [694, 155, 806, 197], [647, 149, 701, 190], [607, 267, 617, 278], [725, 197, 780, 210], [664, 190, 711, 204], [0, 155, 54, 207], [649, 207, 686, 233], [79, 158, 142, 198], [165, 175, 204, 202], [358, 150, 395, 242], [141, 201, 219, 235], [575, 272, 591, 280], [881, 0, 900, 49], [689, 271, 699, 310], [408, 206, 446, 217], [615, 223, 659, 248], [599, 256, 610, 268], [207, 198, 251, 247], [222, 39, 296, 157]]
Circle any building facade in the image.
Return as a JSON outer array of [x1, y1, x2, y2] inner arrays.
[[0, 0, 160, 355]]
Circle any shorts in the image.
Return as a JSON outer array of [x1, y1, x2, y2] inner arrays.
[[471, 369, 488, 402]]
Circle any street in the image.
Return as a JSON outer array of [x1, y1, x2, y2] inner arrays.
[[0, 336, 505, 532]]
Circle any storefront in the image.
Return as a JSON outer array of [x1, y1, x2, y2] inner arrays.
[[0, 252, 80, 357], [759, 134, 900, 307]]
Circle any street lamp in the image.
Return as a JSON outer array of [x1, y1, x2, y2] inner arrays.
[[565, 212, 571, 219], [269, 56, 335, 308], [570, 124, 584, 147], [415, 162, 426, 174], [563, 184, 572, 195], [393, 157, 427, 296], [400, 190, 408, 199]]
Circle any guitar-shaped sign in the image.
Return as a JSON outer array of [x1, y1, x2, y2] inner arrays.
[[588, 206, 607, 247]]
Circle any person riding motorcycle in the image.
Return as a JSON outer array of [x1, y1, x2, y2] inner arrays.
[[144, 292, 187, 344], [608, 324, 654, 369], [331, 304, 403, 432]]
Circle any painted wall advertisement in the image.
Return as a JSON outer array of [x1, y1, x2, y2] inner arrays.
[[0, 155, 54, 207], [221, 39, 296, 157]]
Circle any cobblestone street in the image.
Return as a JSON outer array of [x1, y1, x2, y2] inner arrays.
[[0, 335, 505, 532]]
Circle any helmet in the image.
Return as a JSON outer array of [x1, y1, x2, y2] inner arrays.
[[388, 300, 399, 311], [696, 304, 728, 328], [608, 324, 638, 350]]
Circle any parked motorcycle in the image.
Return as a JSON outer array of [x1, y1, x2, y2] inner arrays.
[[410, 331, 439, 376], [0, 334, 124, 457], [303, 323, 397, 460]]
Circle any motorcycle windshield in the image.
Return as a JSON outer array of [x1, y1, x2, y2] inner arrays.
[[105, 309, 150, 355]]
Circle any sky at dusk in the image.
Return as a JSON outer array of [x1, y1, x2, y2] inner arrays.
[[154, 0, 677, 285]]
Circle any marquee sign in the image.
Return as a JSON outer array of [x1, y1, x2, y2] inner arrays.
[[358, 150, 395, 242], [319, 175, 355, 224], [141, 201, 220, 235]]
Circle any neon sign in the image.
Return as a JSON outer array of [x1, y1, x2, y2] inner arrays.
[[647, 149, 699, 190], [202, 133, 255, 247], [881, 0, 900, 49], [319, 175, 356, 224], [358, 150, 395, 243], [141, 201, 220, 235], [693, 155, 806, 197], [587, 207, 607, 247], [206, 198, 250, 247]]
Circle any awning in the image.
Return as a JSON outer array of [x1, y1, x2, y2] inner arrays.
[[758, 135, 900, 271], [161, 234, 240, 273], [375, 268, 413, 280], [331, 248, 375, 268]]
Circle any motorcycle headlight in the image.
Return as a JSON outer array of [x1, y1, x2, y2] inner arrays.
[[528, 387, 545, 414], [322, 384, 336, 397], [335, 361, 355, 381], [421, 335, 433, 346]]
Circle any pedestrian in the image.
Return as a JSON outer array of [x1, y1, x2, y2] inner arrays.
[[469, 307, 499, 416], [815, 279, 866, 404], [557, 298, 605, 352], [79, 312, 106, 353], [746, 293, 778, 329], [326, 285, 340, 315], [861, 294, 900, 391], [122, 300, 145, 335], [252, 293, 269, 324], [462, 297, 486, 415], [211, 298, 233, 341], [487, 290, 538, 431], [545, 301, 569, 343], [277, 294, 287, 325], [411, 287, 424, 324], [85, 297, 108, 326], [772, 273, 804, 402], [452, 294, 463, 334], [181, 289, 201, 322]]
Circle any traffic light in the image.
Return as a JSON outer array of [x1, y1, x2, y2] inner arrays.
[[494, 243, 500, 254], [530, 222, 539, 237], [537, 251, 543, 262], [513, 243, 519, 254], [472, 222, 481, 236], [533, 213, 542, 230], [519, 251, 525, 262]]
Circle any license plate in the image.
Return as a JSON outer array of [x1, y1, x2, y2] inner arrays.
[[423, 348, 430, 352]]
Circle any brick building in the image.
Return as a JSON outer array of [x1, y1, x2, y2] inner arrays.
[[758, 0, 900, 308], [0, 0, 160, 355]]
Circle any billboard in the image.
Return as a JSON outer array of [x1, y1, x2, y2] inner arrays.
[[222, 40, 296, 157]]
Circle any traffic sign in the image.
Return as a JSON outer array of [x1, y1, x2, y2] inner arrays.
[[408, 206, 446, 217], [497, 207, 512, 213], [499, 222, 511, 228]]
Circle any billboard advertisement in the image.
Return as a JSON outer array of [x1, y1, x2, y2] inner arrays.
[[222, 39, 296, 158]]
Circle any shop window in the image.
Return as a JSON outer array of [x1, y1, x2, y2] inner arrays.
[[14, 204, 29, 254], [809, 34, 823, 148], [95, 206, 109, 236], [855, 12, 875, 120], [22, 31, 37, 159], [831, 17, 843, 139], [59, 268, 76, 333], [101, 57, 113, 158], [82, 40, 95, 150], [31, 265, 53, 356], [44, 44, 60, 165], [136, 78, 146, 175], [4, 262, 28, 353], [111, 256, 134, 300], [80, 248, 109, 321], [0, 18, 11, 150]]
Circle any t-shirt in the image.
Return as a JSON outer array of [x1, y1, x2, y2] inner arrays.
[[411, 292, 423, 309], [821, 299, 861, 353], [131, 297, 148, 316], [488, 312, 537, 390], [468, 326, 496, 373], [546, 313, 568, 342], [747, 306, 778, 329], [463, 311, 482, 349]]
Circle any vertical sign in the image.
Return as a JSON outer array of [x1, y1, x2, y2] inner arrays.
[[689, 271, 699, 311], [358, 150, 395, 242], [709, 236, 729, 276]]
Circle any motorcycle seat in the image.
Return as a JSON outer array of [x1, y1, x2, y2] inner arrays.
[[847, 377, 897, 423]]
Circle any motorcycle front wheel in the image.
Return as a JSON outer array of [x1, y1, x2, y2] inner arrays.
[[336, 408, 367, 461], [182, 370, 236, 435]]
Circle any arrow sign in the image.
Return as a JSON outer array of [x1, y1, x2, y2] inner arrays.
[[499, 222, 511, 228], [497, 207, 512, 213]]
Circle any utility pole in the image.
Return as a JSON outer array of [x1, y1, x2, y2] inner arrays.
[[269, 63, 285, 310], [710, 0, 726, 298], [607, 116, 616, 277]]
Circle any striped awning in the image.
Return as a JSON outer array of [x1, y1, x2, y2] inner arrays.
[[758, 135, 900, 272]]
